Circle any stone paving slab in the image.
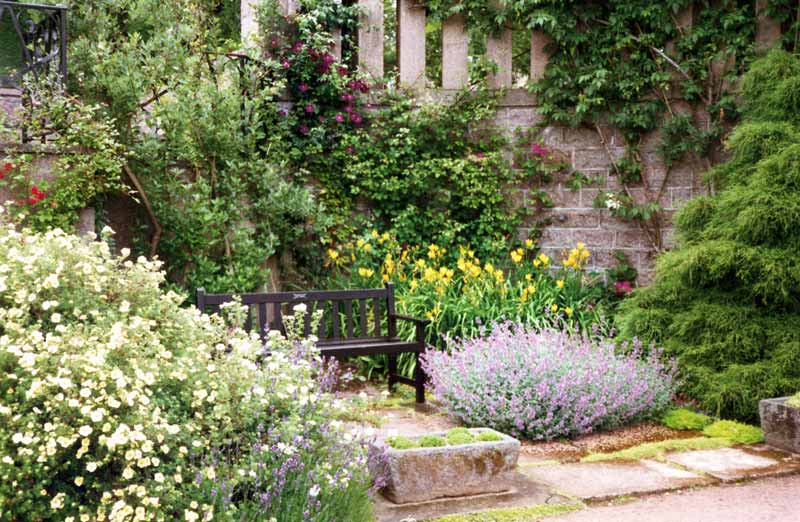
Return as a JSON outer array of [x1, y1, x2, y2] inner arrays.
[[519, 459, 713, 501], [665, 446, 800, 482]]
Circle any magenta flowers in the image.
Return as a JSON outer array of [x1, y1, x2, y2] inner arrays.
[[422, 322, 676, 440]]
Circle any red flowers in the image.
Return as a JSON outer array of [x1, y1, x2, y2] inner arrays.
[[28, 185, 45, 205], [531, 143, 549, 158], [614, 280, 633, 295], [0, 162, 11, 181]]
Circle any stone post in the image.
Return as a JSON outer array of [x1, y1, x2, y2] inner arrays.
[[530, 30, 551, 82], [241, 0, 260, 46], [755, 0, 781, 50], [442, 14, 469, 89], [331, 27, 343, 62], [397, 0, 427, 88], [486, 26, 512, 88], [358, 0, 384, 79]]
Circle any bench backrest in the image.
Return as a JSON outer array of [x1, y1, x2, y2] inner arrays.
[[196, 283, 399, 346]]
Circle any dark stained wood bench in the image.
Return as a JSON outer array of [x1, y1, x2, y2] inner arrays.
[[196, 282, 430, 403]]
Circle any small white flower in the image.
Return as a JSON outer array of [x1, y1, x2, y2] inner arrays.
[[309, 484, 321, 497], [50, 313, 62, 324], [78, 425, 93, 437], [292, 303, 307, 313]]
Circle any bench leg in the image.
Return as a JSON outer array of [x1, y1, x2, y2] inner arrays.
[[387, 354, 398, 394], [414, 351, 425, 404]]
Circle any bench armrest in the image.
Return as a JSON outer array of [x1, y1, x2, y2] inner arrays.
[[390, 313, 430, 327], [390, 314, 430, 344]]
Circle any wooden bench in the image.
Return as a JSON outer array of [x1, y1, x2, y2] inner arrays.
[[196, 282, 430, 403]]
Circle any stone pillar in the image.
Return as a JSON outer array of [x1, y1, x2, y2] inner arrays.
[[331, 27, 343, 62], [530, 30, 551, 82], [487, 26, 512, 88], [397, 0, 427, 89], [756, 0, 781, 50], [77, 207, 95, 236], [358, 0, 384, 79], [241, 0, 260, 46], [442, 14, 469, 89]]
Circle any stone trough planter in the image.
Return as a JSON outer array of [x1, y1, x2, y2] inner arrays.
[[759, 397, 800, 454], [378, 428, 520, 504]]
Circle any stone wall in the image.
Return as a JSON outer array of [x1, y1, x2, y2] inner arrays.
[[487, 90, 704, 282]]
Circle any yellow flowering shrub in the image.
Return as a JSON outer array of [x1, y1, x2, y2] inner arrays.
[[0, 212, 361, 521]]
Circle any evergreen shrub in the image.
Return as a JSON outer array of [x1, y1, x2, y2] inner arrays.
[[618, 50, 800, 422]]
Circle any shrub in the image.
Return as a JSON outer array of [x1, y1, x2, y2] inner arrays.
[[702, 421, 764, 445], [0, 216, 380, 521], [422, 323, 676, 440], [661, 408, 713, 431], [617, 50, 800, 422]]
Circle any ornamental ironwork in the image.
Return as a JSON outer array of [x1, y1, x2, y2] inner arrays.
[[0, 1, 67, 89]]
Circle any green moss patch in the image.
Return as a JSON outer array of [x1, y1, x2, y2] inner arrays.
[[419, 435, 447, 447], [424, 503, 584, 521], [478, 430, 503, 442], [786, 392, 800, 408], [387, 436, 418, 449], [702, 420, 764, 444], [446, 428, 477, 445], [581, 436, 733, 462], [661, 408, 712, 431]]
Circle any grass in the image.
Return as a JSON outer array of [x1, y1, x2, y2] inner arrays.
[[702, 420, 764, 444], [581, 436, 733, 462], [423, 503, 584, 521]]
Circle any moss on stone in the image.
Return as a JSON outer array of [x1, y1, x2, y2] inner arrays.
[[418, 435, 447, 447], [581, 436, 732, 462], [423, 502, 583, 521], [387, 435, 418, 449], [477, 430, 503, 442], [786, 392, 800, 408], [661, 408, 712, 431], [446, 428, 477, 445], [702, 420, 764, 444]]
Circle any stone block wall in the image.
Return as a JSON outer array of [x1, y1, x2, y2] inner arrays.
[[488, 90, 704, 282]]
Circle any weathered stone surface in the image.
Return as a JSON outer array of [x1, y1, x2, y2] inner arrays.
[[397, 0, 427, 88], [442, 14, 468, 89], [665, 447, 800, 482], [521, 459, 711, 501], [760, 398, 800, 455], [379, 429, 521, 504]]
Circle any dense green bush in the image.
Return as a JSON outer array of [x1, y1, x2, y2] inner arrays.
[[618, 50, 800, 423]]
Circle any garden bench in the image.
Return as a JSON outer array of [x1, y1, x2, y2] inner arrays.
[[196, 283, 430, 403]]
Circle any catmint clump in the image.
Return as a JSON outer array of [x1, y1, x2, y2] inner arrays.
[[423, 322, 677, 440]]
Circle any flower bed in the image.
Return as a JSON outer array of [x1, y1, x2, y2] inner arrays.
[[0, 214, 382, 521], [422, 322, 677, 440]]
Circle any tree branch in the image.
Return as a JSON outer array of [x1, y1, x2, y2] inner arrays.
[[123, 163, 162, 258]]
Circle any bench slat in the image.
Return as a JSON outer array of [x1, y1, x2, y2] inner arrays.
[[359, 298, 367, 337], [332, 301, 340, 339], [201, 288, 389, 305], [258, 303, 267, 339], [344, 300, 354, 338], [373, 298, 381, 337]]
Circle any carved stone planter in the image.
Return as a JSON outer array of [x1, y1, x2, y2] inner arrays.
[[759, 397, 800, 454], [379, 428, 520, 504]]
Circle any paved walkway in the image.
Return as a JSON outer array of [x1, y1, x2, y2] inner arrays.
[[552, 474, 800, 522]]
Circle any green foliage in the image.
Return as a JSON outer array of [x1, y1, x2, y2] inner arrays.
[[786, 393, 800, 408], [477, 430, 503, 442], [661, 408, 712, 431], [2, 92, 126, 231], [418, 435, 447, 448], [446, 428, 476, 445], [702, 420, 764, 444], [387, 435, 419, 449], [581, 437, 732, 462], [618, 50, 800, 422]]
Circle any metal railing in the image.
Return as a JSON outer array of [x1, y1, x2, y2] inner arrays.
[[0, 1, 67, 88]]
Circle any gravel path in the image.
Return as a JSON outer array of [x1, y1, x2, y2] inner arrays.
[[550, 474, 800, 522]]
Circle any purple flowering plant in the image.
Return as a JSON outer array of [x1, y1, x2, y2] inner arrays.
[[423, 322, 677, 440], [191, 306, 388, 521]]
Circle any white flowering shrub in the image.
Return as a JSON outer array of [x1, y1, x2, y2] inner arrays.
[[0, 214, 380, 522]]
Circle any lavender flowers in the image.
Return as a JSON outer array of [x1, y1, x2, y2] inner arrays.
[[422, 322, 677, 440]]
